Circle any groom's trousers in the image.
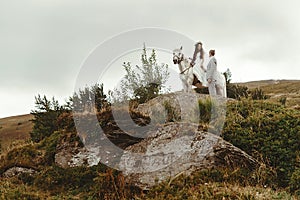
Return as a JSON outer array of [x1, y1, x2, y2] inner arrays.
[[208, 81, 224, 97]]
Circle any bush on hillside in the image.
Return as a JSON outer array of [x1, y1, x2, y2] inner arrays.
[[110, 44, 170, 104], [70, 83, 109, 113], [33, 165, 97, 192], [30, 95, 67, 142], [32, 164, 141, 199], [290, 168, 300, 195], [223, 100, 300, 188], [250, 88, 269, 100], [279, 96, 287, 106], [31, 84, 109, 143], [226, 83, 249, 100]]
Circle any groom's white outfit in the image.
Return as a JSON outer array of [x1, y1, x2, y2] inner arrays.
[[206, 55, 226, 97]]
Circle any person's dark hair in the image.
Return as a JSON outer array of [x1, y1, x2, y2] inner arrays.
[[191, 42, 204, 64], [209, 49, 215, 56]]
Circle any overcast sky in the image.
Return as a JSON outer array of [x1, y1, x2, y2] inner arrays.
[[0, 0, 300, 118]]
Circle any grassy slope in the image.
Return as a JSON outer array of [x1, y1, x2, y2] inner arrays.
[[0, 178, 297, 200], [236, 79, 300, 107], [236, 79, 300, 93], [0, 114, 33, 151]]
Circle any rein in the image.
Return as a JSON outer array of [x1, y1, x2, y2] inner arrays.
[[179, 59, 192, 74], [180, 65, 192, 74]]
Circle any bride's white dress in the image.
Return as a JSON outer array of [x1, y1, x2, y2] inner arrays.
[[193, 52, 208, 87]]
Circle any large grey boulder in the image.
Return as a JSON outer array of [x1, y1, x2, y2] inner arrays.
[[119, 122, 258, 189]]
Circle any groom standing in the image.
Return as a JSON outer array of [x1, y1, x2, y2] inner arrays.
[[206, 50, 224, 96]]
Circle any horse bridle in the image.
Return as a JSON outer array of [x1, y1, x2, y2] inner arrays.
[[173, 54, 184, 64], [175, 54, 192, 74]]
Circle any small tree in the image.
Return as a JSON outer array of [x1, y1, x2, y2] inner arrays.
[[279, 96, 287, 106], [30, 95, 66, 142], [223, 68, 232, 84], [223, 69, 250, 100], [251, 88, 269, 100], [70, 83, 109, 113], [226, 84, 249, 100], [111, 44, 170, 104]]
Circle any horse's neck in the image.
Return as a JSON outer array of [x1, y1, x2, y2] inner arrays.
[[179, 58, 188, 71]]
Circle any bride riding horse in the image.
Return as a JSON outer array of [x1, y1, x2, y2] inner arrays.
[[173, 46, 205, 92]]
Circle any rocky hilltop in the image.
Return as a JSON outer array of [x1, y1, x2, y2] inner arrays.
[[54, 92, 257, 189]]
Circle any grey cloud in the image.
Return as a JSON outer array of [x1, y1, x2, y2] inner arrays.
[[0, 0, 300, 117]]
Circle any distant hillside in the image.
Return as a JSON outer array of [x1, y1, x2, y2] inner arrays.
[[236, 79, 300, 94], [236, 79, 300, 108], [0, 114, 33, 151]]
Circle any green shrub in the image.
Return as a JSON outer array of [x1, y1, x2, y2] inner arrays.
[[146, 168, 283, 200], [110, 44, 169, 104], [223, 100, 300, 187], [32, 164, 140, 199], [70, 83, 109, 113], [279, 96, 287, 106], [1, 190, 40, 200], [30, 95, 66, 143], [0, 145, 41, 174], [33, 165, 97, 192], [6, 145, 38, 161], [134, 83, 161, 104], [38, 131, 62, 165], [31, 85, 109, 143], [226, 84, 249, 100], [17, 172, 35, 185], [250, 88, 269, 100], [290, 168, 300, 194]]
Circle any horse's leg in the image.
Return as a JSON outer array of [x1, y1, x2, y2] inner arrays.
[[183, 80, 188, 92], [183, 81, 186, 92], [187, 74, 193, 93], [186, 82, 191, 93], [179, 74, 186, 92], [186, 78, 191, 92]]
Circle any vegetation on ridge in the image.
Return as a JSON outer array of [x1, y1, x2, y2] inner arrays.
[[0, 46, 299, 199]]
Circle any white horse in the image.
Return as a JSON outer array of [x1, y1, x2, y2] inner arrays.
[[173, 46, 194, 92]]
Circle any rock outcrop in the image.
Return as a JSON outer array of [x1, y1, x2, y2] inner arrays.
[[2, 167, 36, 178], [54, 92, 256, 190], [119, 122, 258, 189], [55, 111, 147, 168], [136, 92, 231, 124]]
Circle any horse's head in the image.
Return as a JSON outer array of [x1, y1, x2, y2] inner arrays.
[[173, 46, 184, 64]]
